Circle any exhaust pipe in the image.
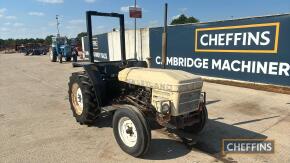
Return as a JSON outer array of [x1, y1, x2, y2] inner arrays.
[[162, 3, 168, 69]]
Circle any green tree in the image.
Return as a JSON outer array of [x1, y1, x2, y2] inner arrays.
[[77, 32, 87, 40], [45, 35, 54, 45], [5, 39, 15, 46], [0, 39, 4, 46], [170, 14, 199, 25], [35, 38, 45, 44], [0, 39, 4, 50], [76, 32, 87, 45]]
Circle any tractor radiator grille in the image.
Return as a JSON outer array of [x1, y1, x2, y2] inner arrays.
[[178, 90, 201, 114]]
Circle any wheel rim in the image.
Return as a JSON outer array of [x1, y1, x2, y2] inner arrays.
[[71, 83, 83, 115], [118, 117, 138, 147]]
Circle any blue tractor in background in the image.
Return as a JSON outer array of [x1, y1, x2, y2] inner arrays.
[[49, 36, 78, 63]]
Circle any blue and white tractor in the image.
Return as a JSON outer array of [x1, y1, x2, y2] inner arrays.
[[49, 36, 78, 63]]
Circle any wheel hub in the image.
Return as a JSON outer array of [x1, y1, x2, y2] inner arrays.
[[126, 126, 134, 136], [71, 83, 83, 115], [76, 88, 83, 107], [118, 117, 137, 147]]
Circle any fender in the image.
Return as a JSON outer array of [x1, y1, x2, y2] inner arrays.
[[74, 60, 148, 106], [83, 64, 106, 107]]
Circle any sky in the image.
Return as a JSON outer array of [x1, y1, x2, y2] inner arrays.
[[0, 0, 289, 39]]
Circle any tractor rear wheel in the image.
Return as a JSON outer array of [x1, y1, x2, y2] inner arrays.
[[113, 106, 151, 157], [68, 72, 101, 125], [183, 103, 208, 134], [72, 50, 78, 62], [73, 55, 78, 62]]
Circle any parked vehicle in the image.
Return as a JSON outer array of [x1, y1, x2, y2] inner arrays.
[[68, 10, 208, 157], [18, 43, 49, 56], [49, 36, 78, 63]]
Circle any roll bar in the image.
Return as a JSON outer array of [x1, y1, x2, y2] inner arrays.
[[86, 11, 126, 65]]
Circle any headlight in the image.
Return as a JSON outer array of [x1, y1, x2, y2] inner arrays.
[[161, 101, 171, 114]]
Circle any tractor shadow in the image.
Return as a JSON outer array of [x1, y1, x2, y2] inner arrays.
[[90, 113, 267, 161], [143, 119, 267, 161], [60, 62, 75, 65], [91, 113, 113, 128], [206, 100, 221, 106]]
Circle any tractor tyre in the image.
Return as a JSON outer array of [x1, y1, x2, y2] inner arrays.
[[72, 50, 78, 62], [68, 72, 101, 125], [66, 57, 71, 62], [113, 106, 151, 157], [50, 51, 57, 62], [73, 55, 78, 62], [183, 103, 208, 134]]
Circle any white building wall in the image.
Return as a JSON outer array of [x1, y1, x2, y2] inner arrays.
[[107, 28, 150, 61]]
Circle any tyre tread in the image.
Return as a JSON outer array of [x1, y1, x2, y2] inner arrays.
[[68, 72, 100, 125]]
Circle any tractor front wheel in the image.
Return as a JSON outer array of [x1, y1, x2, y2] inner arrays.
[[49, 51, 57, 62], [68, 72, 101, 125], [113, 106, 151, 157], [182, 103, 208, 134]]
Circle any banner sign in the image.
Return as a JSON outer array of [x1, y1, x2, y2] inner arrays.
[[195, 23, 280, 54], [82, 33, 109, 62], [129, 7, 142, 18], [149, 14, 290, 87]]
